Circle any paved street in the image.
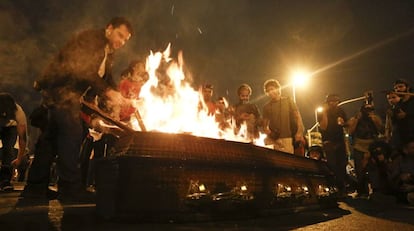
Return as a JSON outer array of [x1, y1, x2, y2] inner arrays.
[[1, 183, 414, 231]]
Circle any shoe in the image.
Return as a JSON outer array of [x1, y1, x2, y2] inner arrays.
[[0, 181, 14, 192], [21, 183, 59, 200], [57, 181, 95, 203], [86, 185, 96, 193]]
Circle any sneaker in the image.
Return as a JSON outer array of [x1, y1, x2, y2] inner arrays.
[[0, 181, 14, 192]]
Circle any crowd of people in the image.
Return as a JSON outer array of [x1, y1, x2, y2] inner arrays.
[[0, 16, 413, 206]]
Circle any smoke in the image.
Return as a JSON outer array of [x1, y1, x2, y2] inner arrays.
[[1, 0, 413, 129]]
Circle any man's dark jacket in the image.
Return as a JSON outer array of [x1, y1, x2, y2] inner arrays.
[[37, 29, 116, 104]]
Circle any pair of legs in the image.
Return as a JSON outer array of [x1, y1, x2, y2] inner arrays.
[[324, 141, 348, 193], [0, 126, 17, 190], [25, 103, 83, 197]]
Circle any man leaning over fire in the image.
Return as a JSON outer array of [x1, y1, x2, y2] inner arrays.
[[79, 60, 149, 192], [262, 79, 305, 154], [24, 17, 133, 201]]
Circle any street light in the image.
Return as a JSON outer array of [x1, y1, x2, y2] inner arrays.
[[315, 106, 323, 133], [291, 69, 310, 103], [307, 106, 323, 147]]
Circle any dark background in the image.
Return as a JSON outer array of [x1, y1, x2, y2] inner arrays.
[[1, 0, 414, 129]]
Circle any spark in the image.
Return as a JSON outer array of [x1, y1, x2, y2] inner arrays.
[[171, 4, 174, 16], [197, 27, 202, 34]]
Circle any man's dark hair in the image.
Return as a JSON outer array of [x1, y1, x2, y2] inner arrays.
[[107, 16, 133, 35], [0, 92, 17, 123], [202, 83, 214, 90], [325, 94, 340, 103], [393, 79, 410, 87], [237, 84, 252, 96], [263, 79, 281, 93]]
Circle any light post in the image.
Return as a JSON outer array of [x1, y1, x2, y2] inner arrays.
[[291, 69, 310, 103], [315, 106, 323, 133], [307, 106, 323, 147]]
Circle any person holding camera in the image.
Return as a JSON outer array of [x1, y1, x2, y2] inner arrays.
[[392, 79, 414, 146], [262, 79, 305, 154], [348, 103, 384, 197], [385, 90, 403, 149]]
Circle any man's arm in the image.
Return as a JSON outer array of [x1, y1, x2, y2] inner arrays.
[[11, 105, 27, 168], [293, 109, 305, 141], [319, 104, 329, 131], [347, 114, 359, 135]]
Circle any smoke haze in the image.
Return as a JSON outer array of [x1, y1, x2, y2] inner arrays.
[[1, 0, 414, 127]]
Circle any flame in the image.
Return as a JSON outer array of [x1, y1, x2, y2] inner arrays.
[[129, 44, 267, 146]]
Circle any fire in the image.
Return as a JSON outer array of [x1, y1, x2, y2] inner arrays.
[[129, 44, 266, 146]]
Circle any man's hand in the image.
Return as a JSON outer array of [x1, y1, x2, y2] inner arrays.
[[396, 109, 407, 119], [105, 89, 123, 104], [337, 117, 345, 126], [295, 133, 305, 143], [11, 157, 22, 168]]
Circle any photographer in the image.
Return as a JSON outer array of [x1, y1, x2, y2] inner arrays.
[[348, 103, 383, 197], [385, 90, 402, 149], [392, 79, 414, 146]]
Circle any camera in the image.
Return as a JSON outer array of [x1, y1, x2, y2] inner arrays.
[[365, 91, 374, 106]]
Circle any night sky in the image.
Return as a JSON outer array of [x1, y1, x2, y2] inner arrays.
[[1, 0, 414, 128]]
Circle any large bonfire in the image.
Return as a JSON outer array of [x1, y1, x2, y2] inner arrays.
[[128, 44, 266, 147]]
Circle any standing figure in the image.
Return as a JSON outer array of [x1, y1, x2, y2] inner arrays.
[[0, 93, 27, 191], [384, 90, 402, 149], [26, 17, 133, 201], [198, 84, 216, 116], [233, 84, 261, 141], [392, 79, 414, 146], [262, 79, 305, 154], [348, 104, 383, 197], [215, 96, 232, 131], [318, 94, 348, 195]]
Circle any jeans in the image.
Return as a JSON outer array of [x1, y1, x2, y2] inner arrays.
[[0, 126, 17, 183]]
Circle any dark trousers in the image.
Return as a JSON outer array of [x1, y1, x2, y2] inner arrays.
[[26, 132, 55, 187], [80, 133, 117, 187], [324, 141, 347, 192], [49, 104, 83, 185], [353, 149, 369, 194], [0, 126, 17, 183]]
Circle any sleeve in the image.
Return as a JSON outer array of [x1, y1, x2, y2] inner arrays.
[[288, 97, 298, 112]]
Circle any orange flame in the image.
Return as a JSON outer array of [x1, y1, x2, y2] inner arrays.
[[130, 44, 267, 146]]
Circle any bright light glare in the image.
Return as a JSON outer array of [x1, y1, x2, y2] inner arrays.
[[291, 69, 310, 87], [316, 106, 323, 113]]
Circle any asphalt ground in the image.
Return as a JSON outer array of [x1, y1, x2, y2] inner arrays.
[[1, 182, 414, 231]]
